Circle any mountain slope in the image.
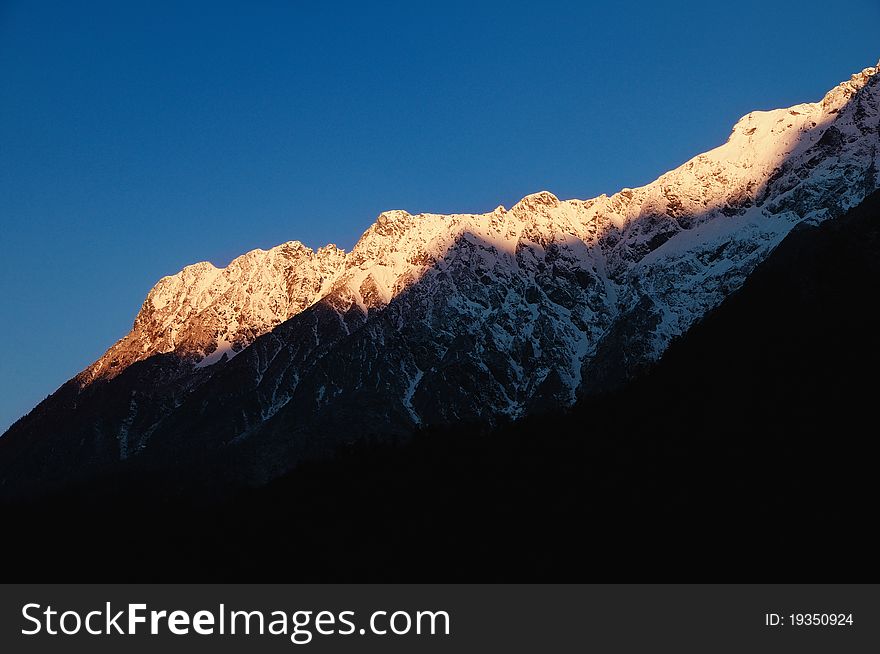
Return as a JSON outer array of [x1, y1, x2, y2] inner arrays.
[[2, 61, 879, 491], [5, 188, 879, 580]]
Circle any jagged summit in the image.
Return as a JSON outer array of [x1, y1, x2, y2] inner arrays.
[[4, 59, 879, 489], [80, 59, 880, 392], [512, 190, 560, 209], [822, 61, 880, 107], [83, 238, 346, 383]]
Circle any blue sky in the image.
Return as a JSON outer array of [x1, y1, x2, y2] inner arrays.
[[1, 0, 878, 431]]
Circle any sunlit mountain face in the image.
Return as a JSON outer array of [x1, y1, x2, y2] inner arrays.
[[3, 185, 880, 580], [2, 60, 879, 495]]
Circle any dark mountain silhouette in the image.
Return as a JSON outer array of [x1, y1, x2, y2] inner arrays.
[[3, 188, 878, 581]]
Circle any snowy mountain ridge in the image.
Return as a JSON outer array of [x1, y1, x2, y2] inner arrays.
[[83, 241, 346, 382], [84, 61, 879, 397], [5, 60, 878, 486]]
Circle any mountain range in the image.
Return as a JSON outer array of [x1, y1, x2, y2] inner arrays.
[[2, 60, 879, 495], [4, 174, 879, 580]]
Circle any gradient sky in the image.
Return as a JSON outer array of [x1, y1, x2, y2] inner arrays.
[[1, 0, 878, 432]]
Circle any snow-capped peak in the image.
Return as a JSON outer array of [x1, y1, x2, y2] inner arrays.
[[82, 240, 346, 383], [81, 59, 880, 416]]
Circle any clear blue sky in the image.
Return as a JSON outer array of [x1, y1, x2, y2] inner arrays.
[[1, 0, 878, 432]]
